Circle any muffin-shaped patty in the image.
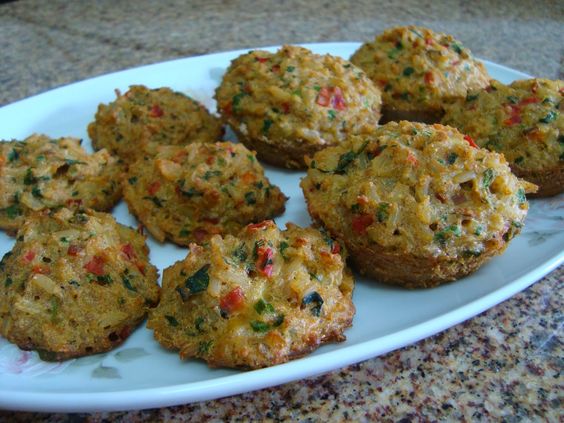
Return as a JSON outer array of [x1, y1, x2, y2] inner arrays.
[[123, 142, 287, 246], [442, 78, 563, 197], [350, 26, 490, 123], [0, 134, 121, 234], [88, 85, 223, 163], [147, 220, 354, 369], [301, 121, 537, 288], [215, 45, 382, 168], [0, 208, 160, 361]]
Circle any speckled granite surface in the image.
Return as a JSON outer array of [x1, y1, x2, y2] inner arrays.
[[0, 0, 562, 421]]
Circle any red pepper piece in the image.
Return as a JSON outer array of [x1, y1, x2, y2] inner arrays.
[[23, 250, 36, 263], [519, 97, 540, 106], [281, 102, 291, 114], [32, 264, 50, 275], [424, 71, 434, 85], [352, 214, 374, 235], [332, 87, 347, 110], [331, 242, 341, 254], [150, 104, 164, 118], [67, 244, 82, 256], [406, 152, 419, 166], [193, 228, 208, 243], [247, 221, 273, 231], [256, 246, 274, 277], [147, 181, 161, 196], [316, 87, 332, 107], [220, 286, 245, 315], [121, 243, 136, 261], [84, 255, 106, 276], [271, 64, 281, 73], [66, 199, 83, 208], [463, 135, 478, 148], [255, 57, 269, 63]]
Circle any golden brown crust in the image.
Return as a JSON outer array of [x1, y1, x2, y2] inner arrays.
[[442, 78, 563, 197], [351, 26, 490, 124], [88, 85, 223, 164], [301, 121, 534, 288], [0, 134, 122, 234], [0, 208, 160, 361], [215, 45, 382, 169], [122, 142, 287, 246], [147, 220, 355, 369]]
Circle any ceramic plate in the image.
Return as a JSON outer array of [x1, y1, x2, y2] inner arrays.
[[0, 43, 562, 413]]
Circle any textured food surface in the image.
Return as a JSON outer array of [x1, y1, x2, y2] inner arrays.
[[0, 134, 122, 234], [88, 85, 223, 163], [147, 220, 355, 369], [0, 208, 160, 361], [350, 26, 490, 123], [215, 45, 382, 168], [122, 142, 287, 246], [442, 78, 563, 196], [301, 121, 535, 288]]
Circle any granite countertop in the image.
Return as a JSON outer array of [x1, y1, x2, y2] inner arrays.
[[0, 0, 562, 421]]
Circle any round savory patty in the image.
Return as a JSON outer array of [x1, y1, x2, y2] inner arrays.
[[350, 26, 490, 123], [122, 142, 287, 246], [0, 134, 122, 234], [442, 78, 563, 197], [88, 85, 223, 163], [301, 121, 537, 288], [215, 45, 382, 168], [0, 208, 160, 361], [147, 220, 354, 369]]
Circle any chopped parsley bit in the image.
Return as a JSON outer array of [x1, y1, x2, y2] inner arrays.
[[350, 203, 361, 214], [4, 277, 13, 288], [446, 152, 458, 165], [539, 110, 557, 124], [278, 241, 289, 260], [463, 249, 483, 258], [286, 66, 295, 72], [65, 159, 86, 166], [482, 168, 495, 189], [8, 149, 19, 162], [255, 181, 264, 189], [122, 275, 137, 292], [247, 154, 255, 162], [4, 204, 22, 219], [403, 67, 415, 76], [558, 135, 564, 145], [466, 93, 479, 102], [143, 196, 164, 207], [313, 85, 321, 92], [195, 316, 206, 333], [96, 274, 113, 285], [198, 340, 213, 355], [506, 95, 519, 104], [31, 186, 43, 198], [514, 156, 525, 165], [179, 228, 190, 237], [232, 243, 248, 263], [328, 109, 337, 121], [302, 291, 324, 317], [516, 188, 526, 204], [68, 280, 80, 287], [387, 42, 403, 59], [254, 299, 275, 315], [318, 140, 369, 175], [451, 43, 463, 54], [203, 170, 222, 180], [23, 168, 36, 185], [376, 203, 390, 222], [185, 264, 210, 294], [434, 225, 462, 245], [50, 298, 59, 321], [400, 92, 410, 101], [60, 237, 69, 243], [262, 119, 273, 134], [232, 92, 247, 112], [250, 320, 270, 332], [128, 176, 138, 185], [244, 191, 256, 205], [165, 315, 179, 327]]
